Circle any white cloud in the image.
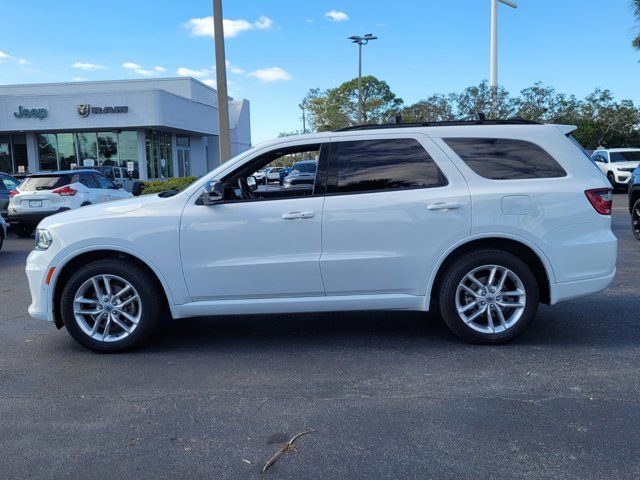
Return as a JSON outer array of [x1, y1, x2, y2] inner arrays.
[[226, 60, 245, 74], [325, 10, 349, 22], [154, 66, 166, 72], [0, 51, 31, 65], [72, 61, 106, 70], [248, 66, 291, 82], [202, 79, 216, 87], [18, 58, 29, 65], [73, 77, 89, 82], [183, 15, 274, 38], [122, 62, 162, 76], [0, 51, 10, 59], [177, 66, 209, 78]]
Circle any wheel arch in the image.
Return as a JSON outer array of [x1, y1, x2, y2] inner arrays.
[[630, 187, 640, 215], [427, 236, 553, 307], [51, 249, 173, 328]]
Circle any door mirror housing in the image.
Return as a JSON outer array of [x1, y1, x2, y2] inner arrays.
[[201, 180, 229, 205], [246, 176, 258, 191]]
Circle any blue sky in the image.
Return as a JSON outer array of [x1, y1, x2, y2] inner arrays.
[[1, 0, 639, 142]]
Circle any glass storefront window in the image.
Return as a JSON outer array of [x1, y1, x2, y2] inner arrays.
[[12, 135, 28, 173], [77, 132, 98, 167], [145, 130, 173, 179], [98, 131, 119, 166], [0, 135, 11, 173], [118, 131, 139, 179], [57, 133, 77, 170], [37, 134, 58, 171]]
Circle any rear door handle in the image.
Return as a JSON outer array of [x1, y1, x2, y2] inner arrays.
[[427, 202, 462, 211], [282, 211, 315, 220]]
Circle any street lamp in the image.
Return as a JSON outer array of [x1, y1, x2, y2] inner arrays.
[[489, 0, 518, 91], [348, 33, 377, 124], [213, 0, 231, 162]]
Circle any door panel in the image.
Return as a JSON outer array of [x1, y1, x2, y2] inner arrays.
[[180, 196, 326, 300], [320, 134, 471, 296]]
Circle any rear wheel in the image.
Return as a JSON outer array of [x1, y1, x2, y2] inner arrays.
[[632, 199, 640, 241], [60, 259, 164, 352], [438, 249, 539, 344], [13, 225, 34, 238]]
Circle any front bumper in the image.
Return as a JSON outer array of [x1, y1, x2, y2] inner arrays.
[[26, 249, 55, 322], [8, 207, 69, 227]]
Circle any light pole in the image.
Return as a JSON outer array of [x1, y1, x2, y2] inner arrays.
[[299, 101, 307, 133], [213, 0, 231, 163], [348, 33, 377, 124], [490, 0, 518, 91]]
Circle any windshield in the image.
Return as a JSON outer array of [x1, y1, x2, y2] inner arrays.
[[610, 151, 640, 162], [20, 175, 73, 191], [291, 162, 317, 174]]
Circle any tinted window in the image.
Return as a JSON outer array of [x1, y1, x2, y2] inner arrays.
[[1, 175, 19, 191], [79, 174, 98, 188], [610, 151, 640, 162], [445, 138, 566, 180], [336, 138, 446, 193], [291, 162, 317, 174], [21, 175, 73, 191], [95, 175, 115, 189]]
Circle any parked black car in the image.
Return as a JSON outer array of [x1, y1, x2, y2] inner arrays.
[[629, 167, 640, 241], [0, 173, 21, 220]]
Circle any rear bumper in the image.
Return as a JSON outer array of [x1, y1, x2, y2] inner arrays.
[[550, 269, 616, 305], [7, 207, 69, 227]]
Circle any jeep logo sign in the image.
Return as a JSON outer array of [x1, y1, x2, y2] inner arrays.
[[14, 106, 48, 120], [77, 104, 128, 117]]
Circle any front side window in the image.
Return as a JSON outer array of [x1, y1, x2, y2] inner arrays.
[[79, 174, 98, 188], [444, 138, 567, 180], [335, 138, 446, 193], [610, 151, 640, 162], [95, 175, 115, 189]]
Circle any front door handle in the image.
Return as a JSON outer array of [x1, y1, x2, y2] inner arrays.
[[427, 202, 462, 211], [282, 211, 315, 220]]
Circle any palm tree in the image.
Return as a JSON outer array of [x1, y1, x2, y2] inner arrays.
[[634, 0, 640, 49]]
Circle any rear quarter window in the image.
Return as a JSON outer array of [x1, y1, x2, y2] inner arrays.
[[444, 138, 567, 180]]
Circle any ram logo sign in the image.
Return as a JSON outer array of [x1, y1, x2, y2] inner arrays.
[[77, 104, 128, 117]]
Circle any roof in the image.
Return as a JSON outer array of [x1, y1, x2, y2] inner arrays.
[[601, 148, 640, 152], [334, 118, 540, 132], [28, 170, 105, 176]]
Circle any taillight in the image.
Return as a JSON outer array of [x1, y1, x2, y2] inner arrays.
[[585, 188, 613, 215], [51, 185, 77, 196], [8, 189, 19, 198]]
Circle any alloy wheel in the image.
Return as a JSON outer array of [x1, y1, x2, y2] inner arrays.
[[633, 204, 640, 240], [73, 274, 142, 342], [455, 265, 527, 334]]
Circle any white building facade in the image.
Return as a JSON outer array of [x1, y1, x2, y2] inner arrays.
[[0, 77, 251, 180]]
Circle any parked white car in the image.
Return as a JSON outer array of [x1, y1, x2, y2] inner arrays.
[[254, 166, 285, 184], [26, 120, 617, 352], [591, 148, 640, 190], [8, 170, 133, 237]]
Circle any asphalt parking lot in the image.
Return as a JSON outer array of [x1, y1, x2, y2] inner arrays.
[[1, 194, 639, 479]]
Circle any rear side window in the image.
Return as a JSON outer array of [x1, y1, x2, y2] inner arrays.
[[21, 175, 72, 191], [444, 138, 567, 180], [335, 138, 447, 193]]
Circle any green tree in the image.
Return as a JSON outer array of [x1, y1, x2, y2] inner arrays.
[[452, 81, 516, 119], [304, 76, 403, 131], [401, 94, 455, 122]]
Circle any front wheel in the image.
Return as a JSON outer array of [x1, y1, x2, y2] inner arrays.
[[437, 249, 539, 344], [60, 259, 164, 352], [632, 199, 640, 241]]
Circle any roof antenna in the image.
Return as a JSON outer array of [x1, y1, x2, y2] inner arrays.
[[387, 114, 403, 125]]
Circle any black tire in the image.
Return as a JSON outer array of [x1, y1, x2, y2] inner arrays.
[[80, 202, 92, 207], [0, 231, 3, 251], [437, 249, 540, 344], [607, 173, 620, 192], [13, 225, 34, 238], [60, 259, 164, 352], [632, 199, 640, 241]]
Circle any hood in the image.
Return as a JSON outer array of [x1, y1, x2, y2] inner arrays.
[[38, 194, 159, 229], [612, 161, 640, 169]]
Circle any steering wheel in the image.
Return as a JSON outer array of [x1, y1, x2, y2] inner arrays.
[[237, 177, 256, 200]]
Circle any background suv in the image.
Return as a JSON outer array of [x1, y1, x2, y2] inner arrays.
[[8, 170, 132, 237], [591, 148, 640, 191], [26, 120, 616, 352], [0, 172, 20, 220]]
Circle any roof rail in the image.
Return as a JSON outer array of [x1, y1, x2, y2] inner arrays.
[[333, 117, 540, 132]]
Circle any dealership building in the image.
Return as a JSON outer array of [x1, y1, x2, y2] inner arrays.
[[0, 77, 251, 179]]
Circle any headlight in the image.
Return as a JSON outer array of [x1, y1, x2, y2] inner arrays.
[[35, 229, 53, 251]]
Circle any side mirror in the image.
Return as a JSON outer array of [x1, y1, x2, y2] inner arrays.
[[246, 176, 258, 191], [201, 180, 228, 205]]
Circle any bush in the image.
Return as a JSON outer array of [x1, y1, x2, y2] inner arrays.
[[140, 176, 198, 195]]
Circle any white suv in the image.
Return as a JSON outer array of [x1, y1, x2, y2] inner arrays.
[[8, 170, 133, 237], [591, 148, 640, 190], [26, 120, 617, 352]]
